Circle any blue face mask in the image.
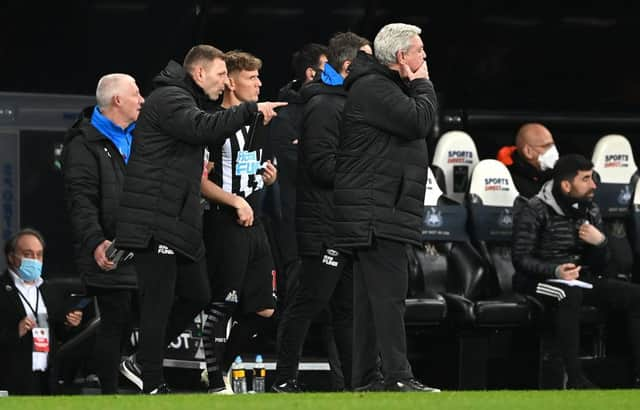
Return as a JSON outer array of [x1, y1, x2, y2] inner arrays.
[[17, 258, 43, 282]]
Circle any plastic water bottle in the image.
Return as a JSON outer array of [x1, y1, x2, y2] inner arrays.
[[231, 356, 247, 394], [252, 354, 266, 393]]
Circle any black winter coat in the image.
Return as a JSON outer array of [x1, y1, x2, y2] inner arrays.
[[62, 108, 137, 289], [264, 81, 305, 264], [116, 61, 258, 260], [332, 51, 438, 248], [512, 181, 609, 294], [296, 80, 347, 256]]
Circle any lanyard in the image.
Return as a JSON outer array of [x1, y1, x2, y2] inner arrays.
[[241, 114, 260, 151], [16, 288, 40, 326]]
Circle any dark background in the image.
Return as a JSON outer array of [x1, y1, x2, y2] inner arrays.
[[2, 1, 640, 113], [4, 1, 640, 277]]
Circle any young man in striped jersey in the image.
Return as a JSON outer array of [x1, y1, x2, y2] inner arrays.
[[200, 50, 277, 394]]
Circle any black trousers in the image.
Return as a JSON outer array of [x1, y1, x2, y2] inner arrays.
[[352, 238, 413, 387], [275, 250, 353, 387], [88, 287, 137, 394], [538, 277, 640, 381], [134, 243, 210, 392]]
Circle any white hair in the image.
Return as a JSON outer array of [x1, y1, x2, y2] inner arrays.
[[373, 23, 422, 66], [95, 73, 135, 109]]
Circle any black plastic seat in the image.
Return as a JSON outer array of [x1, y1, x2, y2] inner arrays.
[[45, 276, 100, 394], [467, 159, 532, 328]]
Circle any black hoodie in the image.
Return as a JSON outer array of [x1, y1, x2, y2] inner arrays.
[[116, 60, 259, 260], [332, 51, 438, 248], [296, 79, 348, 256]]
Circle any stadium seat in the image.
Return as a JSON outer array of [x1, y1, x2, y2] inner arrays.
[[46, 276, 100, 394], [631, 178, 640, 283], [467, 159, 531, 327], [591, 134, 638, 280], [432, 131, 480, 203], [405, 168, 452, 326]]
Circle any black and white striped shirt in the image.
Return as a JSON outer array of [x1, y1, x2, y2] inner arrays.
[[209, 113, 272, 215]]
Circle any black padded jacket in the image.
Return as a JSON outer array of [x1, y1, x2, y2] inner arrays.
[[332, 51, 438, 248], [116, 61, 258, 260], [512, 181, 609, 294], [62, 108, 137, 288], [296, 80, 347, 256]]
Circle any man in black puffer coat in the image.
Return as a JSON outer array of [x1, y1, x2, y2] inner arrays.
[[512, 154, 640, 389], [332, 23, 439, 392], [62, 73, 143, 393], [273, 33, 370, 393], [267, 43, 327, 300], [115, 45, 285, 394]]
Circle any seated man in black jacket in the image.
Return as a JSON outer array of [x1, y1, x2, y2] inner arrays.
[[497, 123, 558, 198], [0, 228, 83, 395], [512, 154, 640, 388]]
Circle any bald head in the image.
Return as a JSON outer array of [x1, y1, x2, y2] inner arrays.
[[516, 123, 552, 149], [515, 123, 556, 170]]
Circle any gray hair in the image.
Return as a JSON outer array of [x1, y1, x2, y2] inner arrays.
[[373, 23, 422, 66], [95, 73, 135, 110]]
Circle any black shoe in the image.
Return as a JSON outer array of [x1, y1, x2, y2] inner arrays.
[[354, 379, 385, 392], [148, 383, 171, 395], [633, 376, 640, 388], [567, 375, 598, 390], [271, 379, 302, 393], [385, 379, 441, 392], [120, 356, 143, 391]]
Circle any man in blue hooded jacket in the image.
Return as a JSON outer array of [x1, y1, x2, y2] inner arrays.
[[272, 32, 371, 393]]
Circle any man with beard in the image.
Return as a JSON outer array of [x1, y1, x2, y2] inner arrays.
[[267, 43, 327, 302], [512, 154, 640, 389]]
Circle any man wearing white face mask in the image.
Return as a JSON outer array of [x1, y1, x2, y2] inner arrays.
[[0, 228, 83, 395], [497, 123, 559, 198]]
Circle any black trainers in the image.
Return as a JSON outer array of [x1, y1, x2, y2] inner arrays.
[[271, 379, 302, 393], [567, 374, 598, 390], [354, 379, 385, 392], [386, 379, 441, 392], [148, 383, 171, 395], [119, 356, 143, 391]]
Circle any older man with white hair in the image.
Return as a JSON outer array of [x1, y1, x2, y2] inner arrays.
[[62, 73, 144, 393], [332, 23, 439, 392]]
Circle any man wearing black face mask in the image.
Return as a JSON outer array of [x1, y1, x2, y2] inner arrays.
[[512, 154, 640, 389]]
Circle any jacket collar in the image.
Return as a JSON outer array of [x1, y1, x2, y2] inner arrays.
[[537, 180, 565, 216], [344, 51, 411, 93], [153, 60, 211, 108]]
